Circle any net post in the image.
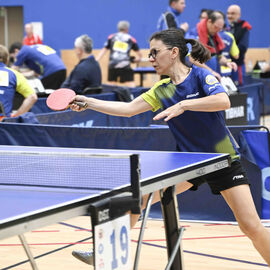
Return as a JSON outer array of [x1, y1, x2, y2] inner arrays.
[[129, 154, 141, 214]]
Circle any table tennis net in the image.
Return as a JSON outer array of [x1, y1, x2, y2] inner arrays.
[[0, 151, 139, 190]]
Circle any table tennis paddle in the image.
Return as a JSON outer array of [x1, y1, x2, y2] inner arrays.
[[46, 88, 87, 111]]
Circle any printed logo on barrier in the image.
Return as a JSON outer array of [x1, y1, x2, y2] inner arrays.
[[247, 97, 255, 122], [205, 75, 219, 85], [72, 120, 94, 127], [262, 167, 270, 201]]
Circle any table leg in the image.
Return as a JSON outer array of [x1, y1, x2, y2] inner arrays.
[[18, 234, 39, 270], [160, 186, 184, 270]]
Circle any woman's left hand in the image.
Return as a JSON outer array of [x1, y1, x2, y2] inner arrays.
[[153, 102, 185, 122]]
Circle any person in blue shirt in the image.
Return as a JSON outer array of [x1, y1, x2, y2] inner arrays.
[[0, 45, 37, 119], [70, 29, 270, 267], [61, 34, 102, 94], [9, 42, 66, 90], [157, 0, 189, 34]]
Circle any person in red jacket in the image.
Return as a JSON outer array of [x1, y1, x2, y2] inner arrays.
[[23, 23, 42, 46]]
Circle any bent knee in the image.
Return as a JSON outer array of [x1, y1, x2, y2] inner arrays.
[[238, 220, 264, 239]]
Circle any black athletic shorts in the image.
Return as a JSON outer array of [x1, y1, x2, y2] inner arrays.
[[108, 67, 134, 83], [188, 160, 250, 195]]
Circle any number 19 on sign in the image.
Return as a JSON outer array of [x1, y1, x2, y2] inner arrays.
[[94, 215, 131, 270]]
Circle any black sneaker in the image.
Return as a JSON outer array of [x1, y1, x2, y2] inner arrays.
[[72, 250, 94, 265]]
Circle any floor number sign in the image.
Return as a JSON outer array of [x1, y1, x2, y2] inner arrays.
[[94, 214, 131, 270]]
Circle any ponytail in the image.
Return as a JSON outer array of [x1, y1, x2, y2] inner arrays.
[[185, 39, 211, 64]]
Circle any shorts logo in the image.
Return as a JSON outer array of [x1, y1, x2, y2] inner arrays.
[[233, 174, 244, 181], [205, 75, 219, 85]]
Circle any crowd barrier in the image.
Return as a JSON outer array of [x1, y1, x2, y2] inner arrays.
[[0, 121, 268, 221], [230, 126, 270, 218], [238, 82, 263, 125], [5, 109, 162, 128], [245, 76, 270, 115], [30, 86, 146, 114], [27, 82, 262, 125]]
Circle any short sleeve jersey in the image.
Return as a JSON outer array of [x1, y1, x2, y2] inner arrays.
[[14, 45, 66, 78], [141, 65, 239, 160], [104, 32, 139, 69], [219, 31, 240, 75], [0, 63, 34, 116], [219, 31, 239, 59]]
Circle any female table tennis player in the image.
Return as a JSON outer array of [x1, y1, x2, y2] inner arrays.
[[70, 29, 270, 266]]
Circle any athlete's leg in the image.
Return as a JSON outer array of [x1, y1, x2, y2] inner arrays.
[[130, 181, 193, 228], [120, 68, 136, 88], [221, 184, 270, 266], [107, 68, 120, 86]]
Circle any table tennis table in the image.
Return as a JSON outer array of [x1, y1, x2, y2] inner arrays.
[[133, 67, 156, 87], [0, 145, 230, 270]]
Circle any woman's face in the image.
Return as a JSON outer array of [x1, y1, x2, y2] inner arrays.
[[149, 39, 173, 75]]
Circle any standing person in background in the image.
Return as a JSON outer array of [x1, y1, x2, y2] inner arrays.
[[96, 20, 142, 88], [61, 34, 101, 94], [157, 0, 189, 34], [227, 4, 252, 85], [23, 23, 42, 46], [186, 10, 237, 81], [0, 45, 37, 119], [9, 42, 66, 90]]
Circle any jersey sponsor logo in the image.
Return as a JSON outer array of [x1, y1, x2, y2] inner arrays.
[[0, 71, 9, 87], [205, 75, 219, 85], [186, 92, 199, 98], [208, 84, 220, 91], [232, 174, 244, 181]]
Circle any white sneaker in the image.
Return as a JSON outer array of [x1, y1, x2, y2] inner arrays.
[[72, 250, 94, 265]]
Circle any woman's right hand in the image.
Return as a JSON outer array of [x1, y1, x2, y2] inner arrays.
[[70, 95, 89, 112]]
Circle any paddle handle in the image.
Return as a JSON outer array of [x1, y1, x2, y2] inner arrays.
[[73, 101, 88, 109]]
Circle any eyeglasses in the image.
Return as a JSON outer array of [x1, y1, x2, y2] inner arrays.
[[148, 48, 171, 60]]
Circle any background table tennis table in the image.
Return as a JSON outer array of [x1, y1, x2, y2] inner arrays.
[[0, 145, 230, 270], [133, 67, 156, 87]]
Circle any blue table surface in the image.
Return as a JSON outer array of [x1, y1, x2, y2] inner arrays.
[[0, 145, 224, 223], [133, 67, 155, 72]]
